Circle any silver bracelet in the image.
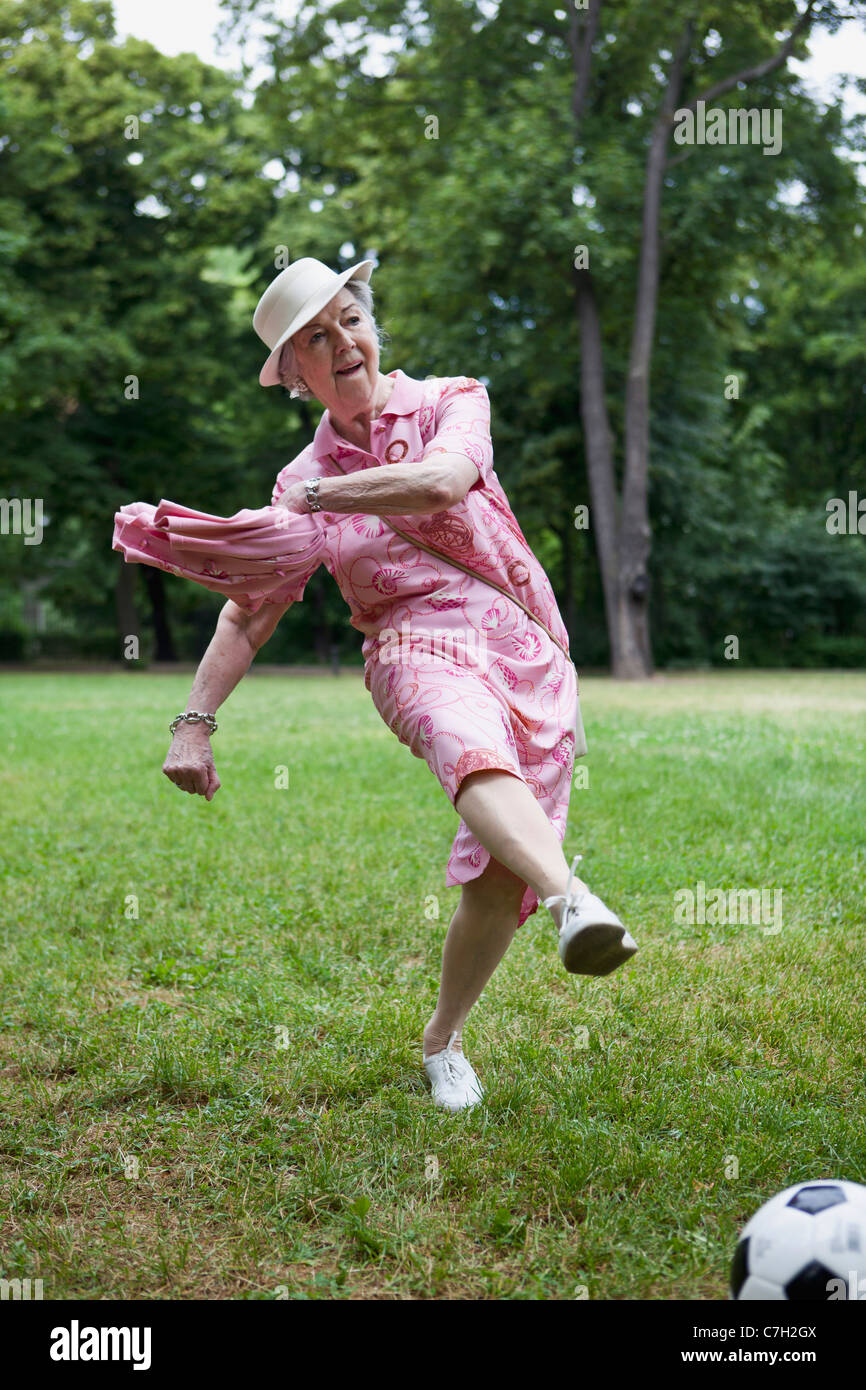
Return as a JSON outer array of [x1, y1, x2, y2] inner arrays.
[[304, 477, 323, 512], [169, 711, 218, 736]]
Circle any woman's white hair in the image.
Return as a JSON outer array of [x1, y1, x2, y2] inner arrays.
[[277, 277, 386, 400]]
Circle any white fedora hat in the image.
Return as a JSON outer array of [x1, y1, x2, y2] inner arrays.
[[253, 255, 376, 387]]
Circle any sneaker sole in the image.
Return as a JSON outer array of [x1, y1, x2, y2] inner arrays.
[[432, 1091, 483, 1112], [424, 1076, 484, 1112], [559, 921, 639, 976]]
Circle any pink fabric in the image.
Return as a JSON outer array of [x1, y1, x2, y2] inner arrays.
[[112, 499, 327, 611], [112, 369, 587, 926]]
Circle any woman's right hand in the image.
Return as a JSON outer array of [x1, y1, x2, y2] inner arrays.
[[162, 726, 221, 800]]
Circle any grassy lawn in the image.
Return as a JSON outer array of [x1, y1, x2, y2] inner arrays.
[[0, 668, 864, 1300]]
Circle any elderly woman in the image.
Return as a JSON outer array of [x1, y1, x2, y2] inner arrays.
[[113, 256, 638, 1112]]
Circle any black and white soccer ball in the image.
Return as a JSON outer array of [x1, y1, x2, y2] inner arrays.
[[731, 1179, 866, 1300]]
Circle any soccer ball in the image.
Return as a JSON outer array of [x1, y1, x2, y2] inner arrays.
[[731, 1179, 866, 1300]]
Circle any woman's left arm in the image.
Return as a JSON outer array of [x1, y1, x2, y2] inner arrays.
[[278, 453, 478, 517]]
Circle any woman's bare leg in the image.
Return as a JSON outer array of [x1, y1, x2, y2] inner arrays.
[[422, 856, 525, 1057], [452, 768, 586, 928], [423, 768, 588, 1058]]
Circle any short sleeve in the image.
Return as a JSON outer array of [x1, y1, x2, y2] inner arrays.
[[421, 377, 494, 488]]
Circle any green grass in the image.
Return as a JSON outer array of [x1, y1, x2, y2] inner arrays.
[[0, 668, 864, 1300]]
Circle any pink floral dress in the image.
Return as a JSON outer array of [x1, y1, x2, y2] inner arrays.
[[113, 369, 587, 927], [271, 370, 587, 927]]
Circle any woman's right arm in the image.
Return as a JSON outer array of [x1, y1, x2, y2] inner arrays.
[[162, 598, 289, 799]]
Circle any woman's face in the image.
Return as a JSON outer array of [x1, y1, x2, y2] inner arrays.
[[291, 287, 379, 411]]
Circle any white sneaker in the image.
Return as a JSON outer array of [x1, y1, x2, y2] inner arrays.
[[543, 855, 639, 977], [423, 1031, 484, 1112]]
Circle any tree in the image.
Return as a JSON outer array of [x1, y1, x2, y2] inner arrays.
[[0, 0, 276, 657], [219, 0, 864, 674]]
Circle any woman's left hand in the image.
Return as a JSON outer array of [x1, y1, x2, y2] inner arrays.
[[275, 482, 310, 515]]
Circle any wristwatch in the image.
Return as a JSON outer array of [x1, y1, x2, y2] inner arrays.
[[304, 478, 322, 513]]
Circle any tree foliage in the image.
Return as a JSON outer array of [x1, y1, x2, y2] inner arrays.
[[1, 0, 864, 668]]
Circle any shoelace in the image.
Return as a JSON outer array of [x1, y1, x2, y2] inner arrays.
[[564, 853, 587, 911], [543, 854, 587, 926], [440, 1050, 470, 1084], [426, 1030, 467, 1081]]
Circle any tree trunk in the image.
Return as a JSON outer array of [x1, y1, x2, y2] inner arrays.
[[309, 569, 332, 663], [115, 558, 138, 654], [142, 566, 177, 661], [556, 517, 577, 644], [570, 13, 693, 678], [569, 0, 653, 677], [574, 266, 622, 668], [567, 5, 810, 676], [618, 24, 693, 678]]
